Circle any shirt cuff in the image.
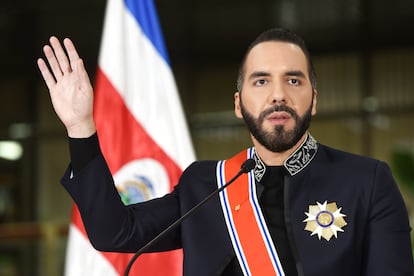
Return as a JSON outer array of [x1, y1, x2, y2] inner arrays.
[[68, 132, 100, 174]]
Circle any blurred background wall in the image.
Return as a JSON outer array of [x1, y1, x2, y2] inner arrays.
[[1, 0, 414, 275]]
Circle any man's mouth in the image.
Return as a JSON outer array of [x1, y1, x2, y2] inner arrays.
[[267, 112, 291, 125]]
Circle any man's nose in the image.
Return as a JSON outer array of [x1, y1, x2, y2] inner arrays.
[[269, 83, 287, 105]]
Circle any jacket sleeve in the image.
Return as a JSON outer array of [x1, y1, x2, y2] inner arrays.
[[362, 161, 413, 275], [61, 152, 182, 253]]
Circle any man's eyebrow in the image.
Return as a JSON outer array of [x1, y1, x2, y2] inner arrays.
[[285, 70, 306, 78], [248, 71, 271, 81]]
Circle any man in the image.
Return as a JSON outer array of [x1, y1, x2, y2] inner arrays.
[[37, 28, 413, 275]]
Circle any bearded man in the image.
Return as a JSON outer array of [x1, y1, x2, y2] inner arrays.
[[37, 27, 413, 276]]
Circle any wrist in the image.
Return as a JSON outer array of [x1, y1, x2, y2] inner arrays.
[[67, 120, 96, 138]]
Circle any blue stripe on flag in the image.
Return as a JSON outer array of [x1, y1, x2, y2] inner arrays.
[[124, 0, 170, 65]]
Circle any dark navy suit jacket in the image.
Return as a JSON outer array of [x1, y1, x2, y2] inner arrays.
[[62, 143, 413, 275]]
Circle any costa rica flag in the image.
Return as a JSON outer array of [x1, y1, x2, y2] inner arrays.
[[64, 0, 195, 275]]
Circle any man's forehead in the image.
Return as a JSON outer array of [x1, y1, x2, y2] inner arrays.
[[244, 41, 308, 72], [244, 41, 309, 82], [247, 41, 306, 60]]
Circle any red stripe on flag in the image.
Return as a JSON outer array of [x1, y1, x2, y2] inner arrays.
[[93, 68, 183, 185]]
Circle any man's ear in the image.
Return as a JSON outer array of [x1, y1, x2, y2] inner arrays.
[[234, 92, 243, 118], [311, 89, 317, 116]]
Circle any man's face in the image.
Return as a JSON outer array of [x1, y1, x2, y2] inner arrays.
[[234, 41, 317, 153]]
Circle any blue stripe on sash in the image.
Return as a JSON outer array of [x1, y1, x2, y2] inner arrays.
[[218, 160, 250, 276], [217, 148, 285, 276]]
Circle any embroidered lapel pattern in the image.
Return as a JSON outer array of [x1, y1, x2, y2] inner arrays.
[[252, 132, 318, 177], [253, 150, 266, 182], [284, 133, 318, 176]]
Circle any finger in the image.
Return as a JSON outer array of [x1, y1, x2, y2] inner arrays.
[[64, 38, 80, 60], [43, 44, 64, 80], [49, 36, 72, 74], [63, 38, 81, 72], [78, 59, 91, 82], [37, 58, 56, 90], [74, 58, 93, 89]]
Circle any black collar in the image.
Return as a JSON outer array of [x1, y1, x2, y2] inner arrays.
[[252, 133, 318, 181]]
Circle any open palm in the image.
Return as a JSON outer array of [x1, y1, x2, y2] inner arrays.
[[37, 37, 96, 138]]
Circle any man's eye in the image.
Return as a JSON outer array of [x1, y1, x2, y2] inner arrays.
[[288, 79, 300, 85], [255, 79, 267, 86]]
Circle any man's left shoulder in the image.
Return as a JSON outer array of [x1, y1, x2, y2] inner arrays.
[[315, 143, 388, 172]]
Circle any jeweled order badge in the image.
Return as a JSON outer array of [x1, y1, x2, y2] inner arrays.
[[303, 201, 347, 241]]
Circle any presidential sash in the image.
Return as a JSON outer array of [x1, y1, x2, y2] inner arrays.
[[216, 148, 285, 276]]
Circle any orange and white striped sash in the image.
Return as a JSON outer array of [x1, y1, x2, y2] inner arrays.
[[217, 148, 285, 276]]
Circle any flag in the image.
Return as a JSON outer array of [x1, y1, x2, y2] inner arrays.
[[64, 0, 195, 275]]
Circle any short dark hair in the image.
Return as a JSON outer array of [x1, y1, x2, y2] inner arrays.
[[236, 27, 317, 92]]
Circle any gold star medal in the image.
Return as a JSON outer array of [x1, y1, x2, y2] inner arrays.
[[303, 201, 347, 241]]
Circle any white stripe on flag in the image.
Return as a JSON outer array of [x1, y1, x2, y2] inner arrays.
[[99, 0, 195, 169], [64, 225, 118, 276]]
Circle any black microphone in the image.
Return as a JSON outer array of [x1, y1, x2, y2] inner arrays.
[[124, 158, 256, 275]]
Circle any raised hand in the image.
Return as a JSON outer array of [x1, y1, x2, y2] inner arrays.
[[37, 36, 96, 138]]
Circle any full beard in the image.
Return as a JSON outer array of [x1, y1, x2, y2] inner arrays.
[[240, 99, 313, 153]]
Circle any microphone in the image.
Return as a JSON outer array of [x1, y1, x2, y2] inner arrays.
[[124, 158, 256, 275]]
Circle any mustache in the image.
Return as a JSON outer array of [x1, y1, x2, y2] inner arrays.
[[258, 104, 298, 121]]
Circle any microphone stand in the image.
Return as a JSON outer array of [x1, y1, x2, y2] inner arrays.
[[124, 158, 256, 276]]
